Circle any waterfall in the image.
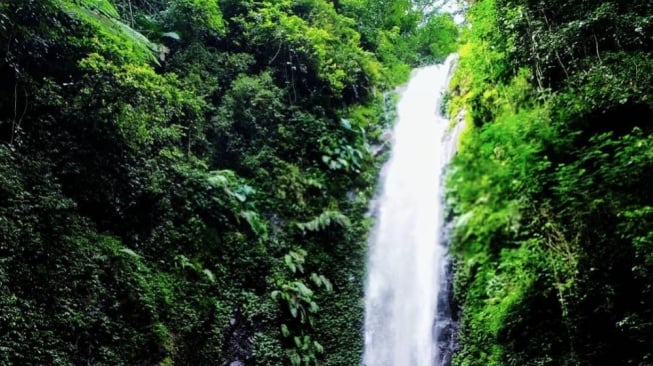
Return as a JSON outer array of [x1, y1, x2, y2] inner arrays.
[[363, 54, 460, 366]]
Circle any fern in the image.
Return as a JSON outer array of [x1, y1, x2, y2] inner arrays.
[[239, 210, 269, 240], [296, 210, 350, 233], [79, 0, 120, 18], [57, 0, 159, 63]]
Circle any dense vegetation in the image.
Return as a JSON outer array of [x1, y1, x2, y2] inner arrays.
[[447, 0, 653, 365], [0, 0, 457, 365]]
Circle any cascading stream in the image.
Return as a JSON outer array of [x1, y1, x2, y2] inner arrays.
[[364, 55, 460, 366]]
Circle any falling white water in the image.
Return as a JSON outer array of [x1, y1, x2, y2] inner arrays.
[[364, 55, 459, 366]]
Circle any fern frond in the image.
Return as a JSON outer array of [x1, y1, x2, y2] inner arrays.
[[84, 0, 120, 18], [296, 210, 351, 233], [58, 0, 159, 64]]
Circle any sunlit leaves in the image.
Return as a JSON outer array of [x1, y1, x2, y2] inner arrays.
[[166, 0, 226, 38], [237, 0, 380, 94], [74, 52, 201, 150], [57, 0, 160, 63], [0, 0, 439, 363], [449, 1, 653, 364]]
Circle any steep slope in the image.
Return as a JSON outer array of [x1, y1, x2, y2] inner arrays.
[[447, 0, 653, 365], [0, 0, 458, 364]]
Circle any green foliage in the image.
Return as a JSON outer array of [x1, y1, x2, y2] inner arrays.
[[1, 0, 451, 362], [74, 52, 202, 150], [166, 0, 226, 38], [59, 0, 162, 63], [272, 249, 333, 365], [296, 210, 351, 233], [448, 0, 653, 365], [418, 14, 459, 63]]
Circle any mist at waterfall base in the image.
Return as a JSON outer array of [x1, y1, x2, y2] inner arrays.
[[363, 55, 460, 366]]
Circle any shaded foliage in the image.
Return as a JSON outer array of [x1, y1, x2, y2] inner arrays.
[[448, 0, 653, 365], [0, 0, 458, 365]]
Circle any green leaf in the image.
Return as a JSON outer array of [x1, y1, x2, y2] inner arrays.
[[281, 323, 291, 337], [118, 247, 141, 259], [202, 268, 215, 283], [290, 351, 301, 366], [309, 301, 319, 313], [207, 170, 233, 186], [162, 31, 181, 40], [289, 303, 298, 318], [296, 282, 314, 297], [313, 341, 324, 354], [296, 210, 351, 233]]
